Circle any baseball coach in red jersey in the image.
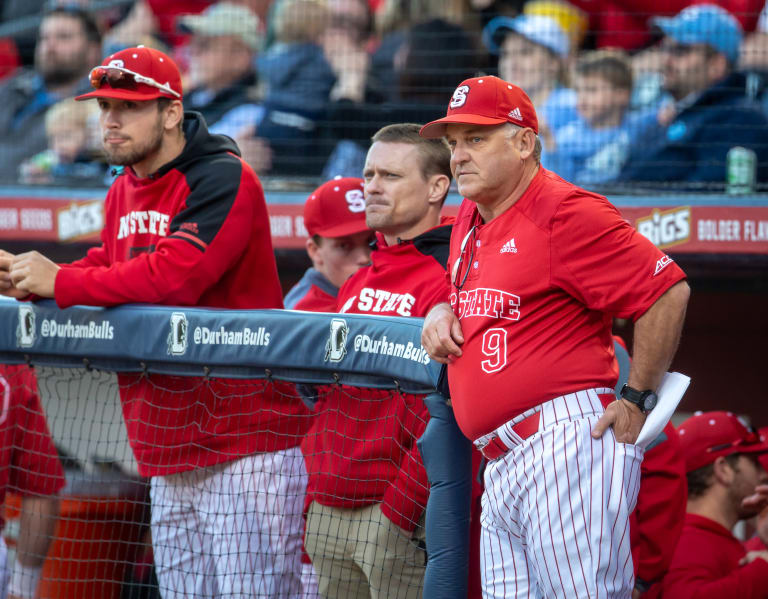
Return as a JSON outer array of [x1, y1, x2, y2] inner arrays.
[[0, 46, 311, 598], [420, 76, 690, 598]]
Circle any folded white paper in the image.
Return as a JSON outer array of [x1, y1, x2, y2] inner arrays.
[[635, 372, 691, 449]]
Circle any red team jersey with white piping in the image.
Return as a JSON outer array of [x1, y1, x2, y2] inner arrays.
[[447, 168, 686, 441], [0, 365, 65, 529], [338, 221, 453, 317], [52, 115, 308, 476], [302, 221, 452, 532]]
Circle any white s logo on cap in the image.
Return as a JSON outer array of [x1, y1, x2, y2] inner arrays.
[[450, 85, 470, 108], [108, 59, 125, 68], [345, 189, 365, 213]]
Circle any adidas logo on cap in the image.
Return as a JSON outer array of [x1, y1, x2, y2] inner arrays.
[[508, 107, 523, 121]]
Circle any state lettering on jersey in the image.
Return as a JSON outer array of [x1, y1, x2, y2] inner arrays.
[[347, 287, 416, 317], [117, 210, 171, 239], [451, 287, 521, 322]]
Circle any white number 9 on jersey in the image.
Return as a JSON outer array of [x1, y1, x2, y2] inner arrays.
[[481, 328, 508, 374]]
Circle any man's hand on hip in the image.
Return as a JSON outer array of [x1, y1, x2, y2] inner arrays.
[[591, 399, 646, 444], [10, 251, 59, 298], [421, 302, 464, 364]]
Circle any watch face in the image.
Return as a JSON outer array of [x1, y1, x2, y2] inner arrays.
[[644, 393, 658, 412]]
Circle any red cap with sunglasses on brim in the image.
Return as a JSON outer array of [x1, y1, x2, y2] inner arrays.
[[419, 75, 538, 139], [75, 45, 182, 102], [677, 411, 768, 473]]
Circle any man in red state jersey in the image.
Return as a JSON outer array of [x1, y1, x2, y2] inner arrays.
[[745, 426, 768, 553], [660, 411, 768, 599], [302, 123, 452, 598], [284, 177, 373, 312], [420, 76, 690, 598], [0, 47, 309, 598], [0, 365, 65, 599]]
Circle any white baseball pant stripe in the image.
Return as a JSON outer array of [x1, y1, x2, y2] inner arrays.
[[151, 447, 312, 598], [0, 538, 6, 599], [478, 388, 644, 599]]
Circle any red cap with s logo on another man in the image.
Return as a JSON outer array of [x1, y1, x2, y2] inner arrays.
[[304, 176, 371, 238]]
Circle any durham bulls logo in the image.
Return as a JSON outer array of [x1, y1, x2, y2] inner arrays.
[[17, 305, 36, 348], [324, 318, 348, 363], [450, 85, 470, 108], [168, 312, 188, 356]]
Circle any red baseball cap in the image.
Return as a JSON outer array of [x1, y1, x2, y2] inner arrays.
[[677, 411, 768, 473], [76, 46, 183, 102], [759, 427, 768, 472], [304, 177, 371, 238], [420, 76, 538, 138]]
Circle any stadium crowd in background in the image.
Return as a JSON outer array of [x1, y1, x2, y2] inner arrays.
[[1, 0, 768, 187]]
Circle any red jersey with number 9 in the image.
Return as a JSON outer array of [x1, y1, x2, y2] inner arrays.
[[447, 168, 686, 442]]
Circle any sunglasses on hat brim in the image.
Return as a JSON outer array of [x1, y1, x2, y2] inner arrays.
[[706, 428, 763, 453], [88, 66, 181, 99]]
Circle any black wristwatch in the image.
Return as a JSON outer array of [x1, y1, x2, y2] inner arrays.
[[619, 384, 658, 414]]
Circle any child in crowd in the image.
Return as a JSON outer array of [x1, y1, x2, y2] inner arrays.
[[483, 14, 577, 149], [19, 98, 105, 185], [545, 50, 658, 185]]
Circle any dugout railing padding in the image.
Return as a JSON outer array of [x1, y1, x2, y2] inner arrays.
[[0, 297, 471, 599]]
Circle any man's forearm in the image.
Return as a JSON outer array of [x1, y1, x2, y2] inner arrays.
[[628, 280, 690, 391], [16, 496, 59, 566]]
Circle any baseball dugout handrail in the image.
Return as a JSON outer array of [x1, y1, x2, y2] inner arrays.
[[0, 297, 471, 599]]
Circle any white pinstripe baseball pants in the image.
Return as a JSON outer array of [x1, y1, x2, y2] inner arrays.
[[477, 389, 644, 599], [151, 447, 309, 598]]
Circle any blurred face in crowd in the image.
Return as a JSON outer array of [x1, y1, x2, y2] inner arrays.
[[97, 98, 181, 168], [575, 74, 630, 129], [48, 122, 88, 163], [662, 40, 727, 101], [35, 13, 100, 87], [445, 123, 531, 208], [187, 35, 254, 91], [325, 0, 369, 43], [363, 142, 443, 240], [307, 232, 373, 288], [498, 33, 560, 97]]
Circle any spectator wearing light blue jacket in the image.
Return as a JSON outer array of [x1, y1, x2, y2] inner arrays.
[[483, 14, 578, 150], [545, 50, 659, 185]]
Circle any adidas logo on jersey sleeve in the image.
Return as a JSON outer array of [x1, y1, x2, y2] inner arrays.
[[500, 238, 517, 253]]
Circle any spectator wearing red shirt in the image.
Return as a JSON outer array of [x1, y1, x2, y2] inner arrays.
[[568, 0, 764, 51], [661, 411, 768, 599], [284, 177, 373, 312]]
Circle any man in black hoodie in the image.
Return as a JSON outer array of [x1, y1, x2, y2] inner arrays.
[[1, 46, 310, 599], [619, 4, 768, 187]]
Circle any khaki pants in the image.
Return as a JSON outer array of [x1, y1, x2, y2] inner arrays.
[[304, 501, 426, 599]]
